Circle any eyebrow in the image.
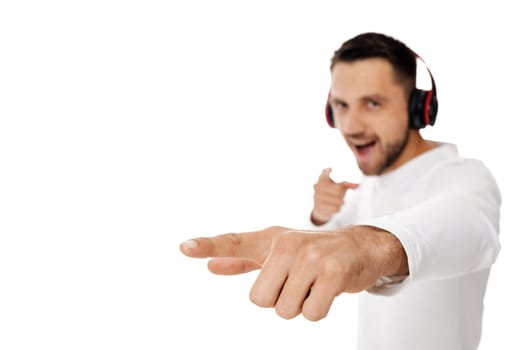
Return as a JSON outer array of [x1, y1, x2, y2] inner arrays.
[[331, 93, 389, 105], [362, 94, 388, 102], [330, 96, 348, 105]]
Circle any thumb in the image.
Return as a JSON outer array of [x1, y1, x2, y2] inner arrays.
[[319, 167, 333, 182], [321, 167, 332, 176], [341, 181, 359, 190]]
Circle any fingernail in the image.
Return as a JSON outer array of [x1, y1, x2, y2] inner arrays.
[[181, 240, 198, 249]]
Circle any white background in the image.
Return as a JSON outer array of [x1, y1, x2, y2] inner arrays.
[[1, 1, 523, 349]]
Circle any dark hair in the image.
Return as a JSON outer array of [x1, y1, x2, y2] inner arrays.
[[330, 32, 417, 97]]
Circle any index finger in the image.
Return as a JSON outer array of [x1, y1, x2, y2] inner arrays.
[[179, 229, 274, 263]]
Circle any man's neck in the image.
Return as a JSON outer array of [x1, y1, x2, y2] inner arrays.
[[382, 131, 435, 174]]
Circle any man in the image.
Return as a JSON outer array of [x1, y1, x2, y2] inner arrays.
[[180, 32, 501, 350]]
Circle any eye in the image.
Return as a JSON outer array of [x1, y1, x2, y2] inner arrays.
[[332, 101, 348, 110], [367, 100, 380, 108]]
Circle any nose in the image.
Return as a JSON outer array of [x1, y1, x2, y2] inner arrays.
[[335, 108, 366, 135]]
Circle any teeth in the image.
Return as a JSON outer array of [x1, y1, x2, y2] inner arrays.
[[355, 141, 374, 147]]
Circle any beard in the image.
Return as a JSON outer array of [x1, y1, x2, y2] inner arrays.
[[359, 127, 410, 176]]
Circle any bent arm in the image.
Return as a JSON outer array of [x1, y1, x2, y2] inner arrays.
[[360, 188, 501, 285]]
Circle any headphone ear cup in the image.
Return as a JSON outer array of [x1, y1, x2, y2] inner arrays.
[[325, 93, 335, 128], [408, 89, 425, 129], [408, 88, 437, 129], [427, 93, 438, 126], [326, 104, 335, 128]]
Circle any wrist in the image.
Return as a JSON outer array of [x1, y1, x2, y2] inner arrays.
[[355, 225, 408, 277]]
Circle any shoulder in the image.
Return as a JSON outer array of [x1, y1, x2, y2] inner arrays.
[[423, 144, 500, 200]]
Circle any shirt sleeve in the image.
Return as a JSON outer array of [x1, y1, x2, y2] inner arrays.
[[360, 176, 501, 295]]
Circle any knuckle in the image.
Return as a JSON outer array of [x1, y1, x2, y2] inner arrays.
[[272, 230, 299, 254], [322, 258, 346, 279], [220, 233, 242, 247], [301, 243, 322, 263]]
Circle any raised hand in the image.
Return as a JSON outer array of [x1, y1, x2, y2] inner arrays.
[[311, 168, 358, 225]]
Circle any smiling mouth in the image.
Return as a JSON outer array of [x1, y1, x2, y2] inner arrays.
[[354, 140, 376, 157]]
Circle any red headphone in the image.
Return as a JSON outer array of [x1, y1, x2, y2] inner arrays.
[[325, 56, 438, 130]]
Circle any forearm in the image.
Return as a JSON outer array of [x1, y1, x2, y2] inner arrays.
[[349, 225, 409, 277], [327, 224, 409, 291], [359, 191, 500, 282], [365, 225, 409, 277]]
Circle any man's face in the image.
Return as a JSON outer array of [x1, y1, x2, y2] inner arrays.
[[330, 58, 412, 176]]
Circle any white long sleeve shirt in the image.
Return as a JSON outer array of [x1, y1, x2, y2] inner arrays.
[[311, 142, 501, 350]]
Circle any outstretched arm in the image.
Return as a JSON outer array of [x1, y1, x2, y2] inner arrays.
[[180, 225, 407, 321]]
